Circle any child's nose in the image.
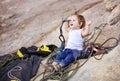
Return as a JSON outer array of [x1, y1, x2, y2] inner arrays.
[[67, 19, 70, 22]]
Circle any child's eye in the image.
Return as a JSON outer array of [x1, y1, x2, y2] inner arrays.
[[73, 20, 75, 21]]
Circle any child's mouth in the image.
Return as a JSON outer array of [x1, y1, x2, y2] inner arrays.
[[70, 24, 73, 26]]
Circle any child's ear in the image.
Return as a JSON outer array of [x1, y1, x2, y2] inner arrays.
[[79, 22, 83, 27]]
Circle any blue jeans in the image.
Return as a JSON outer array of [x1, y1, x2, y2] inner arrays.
[[54, 48, 82, 67]]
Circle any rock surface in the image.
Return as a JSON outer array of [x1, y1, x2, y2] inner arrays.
[[0, 0, 120, 81]]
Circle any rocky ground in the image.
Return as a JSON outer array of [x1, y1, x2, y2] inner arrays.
[[0, 0, 120, 81]]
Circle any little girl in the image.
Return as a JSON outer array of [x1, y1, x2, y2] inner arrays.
[[52, 14, 92, 71]]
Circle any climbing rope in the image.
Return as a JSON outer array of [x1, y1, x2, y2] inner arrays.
[[89, 23, 119, 60], [84, 23, 108, 45], [38, 44, 94, 81], [39, 35, 119, 81], [93, 37, 119, 60], [33, 22, 119, 81]]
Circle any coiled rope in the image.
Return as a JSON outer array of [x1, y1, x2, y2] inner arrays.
[[33, 23, 120, 81]]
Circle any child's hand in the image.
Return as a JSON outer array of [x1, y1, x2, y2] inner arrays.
[[86, 20, 92, 26]]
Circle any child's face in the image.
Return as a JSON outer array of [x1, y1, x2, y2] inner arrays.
[[67, 15, 81, 29]]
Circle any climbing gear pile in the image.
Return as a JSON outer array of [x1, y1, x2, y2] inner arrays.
[[0, 44, 57, 81], [35, 22, 120, 81], [16, 45, 57, 58]]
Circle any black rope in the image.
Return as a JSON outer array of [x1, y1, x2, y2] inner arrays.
[[58, 19, 66, 51]]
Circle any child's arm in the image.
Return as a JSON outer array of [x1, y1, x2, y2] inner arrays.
[[82, 20, 92, 38]]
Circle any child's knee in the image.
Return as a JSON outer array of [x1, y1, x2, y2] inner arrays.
[[63, 54, 74, 65]]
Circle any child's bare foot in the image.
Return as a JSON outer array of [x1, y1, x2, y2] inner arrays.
[[52, 62, 59, 71], [52, 62, 62, 71], [56, 64, 62, 71]]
